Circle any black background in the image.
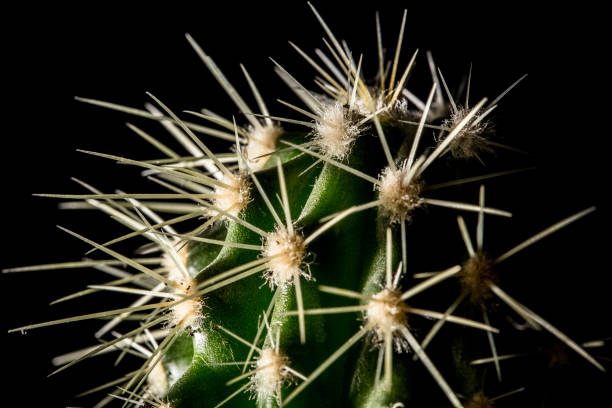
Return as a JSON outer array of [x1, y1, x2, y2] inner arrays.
[[3, 1, 610, 407]]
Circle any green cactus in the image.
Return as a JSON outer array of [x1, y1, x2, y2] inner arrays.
[[5, 3, 609, 408]]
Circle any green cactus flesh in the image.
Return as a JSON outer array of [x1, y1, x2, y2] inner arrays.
[[6, 4, 607, 408]]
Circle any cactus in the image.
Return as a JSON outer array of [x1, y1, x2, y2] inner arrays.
[[4, 3, 609, 408]]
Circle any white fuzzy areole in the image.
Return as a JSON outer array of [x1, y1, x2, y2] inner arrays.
[[377, 164, 424, 223], [354, 91, 383, 117], [366, 288, 407, 339], [355, 91, 422, 122], [441, 106, 492, 160], [168, 276, 203, 331], [213, 172, 251, 217], [246, 125, 283, 170], [314, 101, 362, 160], [146, 360, 169, 397], [163, 246, 203, 330], [252, 348, 289, 402], [263, 228, 307, 287]]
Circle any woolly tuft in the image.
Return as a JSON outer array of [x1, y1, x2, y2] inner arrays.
[[313, 101, 363, 160], [377, 163, 424, 223], [263, 227, 308, 287]]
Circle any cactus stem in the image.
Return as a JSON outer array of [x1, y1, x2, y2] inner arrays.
[[284, 323, 372, 405], [214, 382, 251, 408], [10, 5, 605, 406], [280, 140, 379, 185]]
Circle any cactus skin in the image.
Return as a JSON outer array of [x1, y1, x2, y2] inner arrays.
[[5, 3, 610, 408], [168, 138, 367, 407]]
